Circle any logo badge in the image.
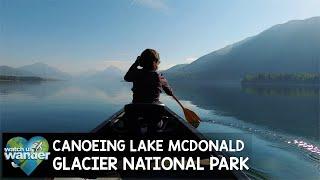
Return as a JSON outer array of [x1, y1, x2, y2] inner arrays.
[[4, 136, 50, 175]]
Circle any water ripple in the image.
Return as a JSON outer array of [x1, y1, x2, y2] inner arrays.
[[202, 118, 320, 163]]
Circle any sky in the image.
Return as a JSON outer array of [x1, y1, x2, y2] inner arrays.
[[1, 0, 320, 74]]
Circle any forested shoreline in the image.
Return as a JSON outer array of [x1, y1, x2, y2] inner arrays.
[[241, 73, 319, 85], [0, 75, 56, 82]]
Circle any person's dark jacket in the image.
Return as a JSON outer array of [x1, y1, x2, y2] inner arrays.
[[124, 61, 173, 103]]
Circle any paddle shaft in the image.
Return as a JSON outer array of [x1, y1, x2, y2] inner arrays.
[[172, 95, 185, 110], [172, 94, 201, 128]]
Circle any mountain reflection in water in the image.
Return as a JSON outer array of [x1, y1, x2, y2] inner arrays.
[[0, 80, 319, 179], [170, 81, 319, 141]]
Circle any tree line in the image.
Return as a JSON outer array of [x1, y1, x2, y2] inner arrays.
[[242, 73, 320, 84], [0, 75, 45, 81]]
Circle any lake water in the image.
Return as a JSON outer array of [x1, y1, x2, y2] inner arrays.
[[0, 80, 319, 179]]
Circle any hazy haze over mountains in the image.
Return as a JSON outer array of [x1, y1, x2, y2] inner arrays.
[[0, 63, 72, 80], [165, 17, 320, 81], [18, 62, 71, 80], [77, 66, 124, 81], [0, 63, 124, 81], [0, 66, 35, 76]]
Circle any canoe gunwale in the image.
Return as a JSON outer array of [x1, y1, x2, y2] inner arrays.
[[91, 108, 124, 133]]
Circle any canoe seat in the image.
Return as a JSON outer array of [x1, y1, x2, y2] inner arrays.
[[124, 103, 167, 134]]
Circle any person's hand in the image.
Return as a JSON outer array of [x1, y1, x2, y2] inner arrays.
[[135, 56, 141, 65]]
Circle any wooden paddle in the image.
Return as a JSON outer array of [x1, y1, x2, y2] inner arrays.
[[172, 95, 201, 128]]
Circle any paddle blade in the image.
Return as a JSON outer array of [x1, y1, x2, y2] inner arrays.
[[183, 108, 201, 128]]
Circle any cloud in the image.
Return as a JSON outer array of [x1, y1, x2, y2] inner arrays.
[[160, 57, 197, 70], [132, 0, 169, 11], [185, 57, 197, 63], [158, 63, 176, 71]]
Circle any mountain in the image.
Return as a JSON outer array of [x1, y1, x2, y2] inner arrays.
[[79, 66, 124, 81], [165, 17, 320, 81], [18, 63, 71, 80], [0, 66, 34, 76], [95, 66, 123, 78]]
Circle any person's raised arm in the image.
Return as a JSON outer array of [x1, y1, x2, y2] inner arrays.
[[159, 74, 173, 96], [124, 56, 140, 82]]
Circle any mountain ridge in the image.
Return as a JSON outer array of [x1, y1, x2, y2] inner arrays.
[[74, 66, 124, 81], [165, 16, 320, 81], [18, 62, 71, 80], [0, 65, 35, 76], [0, 63, 124, 81]]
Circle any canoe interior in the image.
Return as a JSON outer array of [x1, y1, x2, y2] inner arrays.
[[93, 107, 200, 136], [92, 106, 249, 179]]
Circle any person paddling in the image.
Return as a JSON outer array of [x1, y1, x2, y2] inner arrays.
[[123, 49, 174, 134], [124, 49, 200, 132], [124, 48, 173, 103]]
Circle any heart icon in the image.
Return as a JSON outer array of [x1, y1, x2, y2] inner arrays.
[[6, 136, 50, 175]]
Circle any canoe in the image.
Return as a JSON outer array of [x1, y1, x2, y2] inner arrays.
[[92, 103, 250, 179]]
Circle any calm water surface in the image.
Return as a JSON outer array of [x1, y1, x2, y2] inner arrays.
[[0, 80, 319, 179]]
